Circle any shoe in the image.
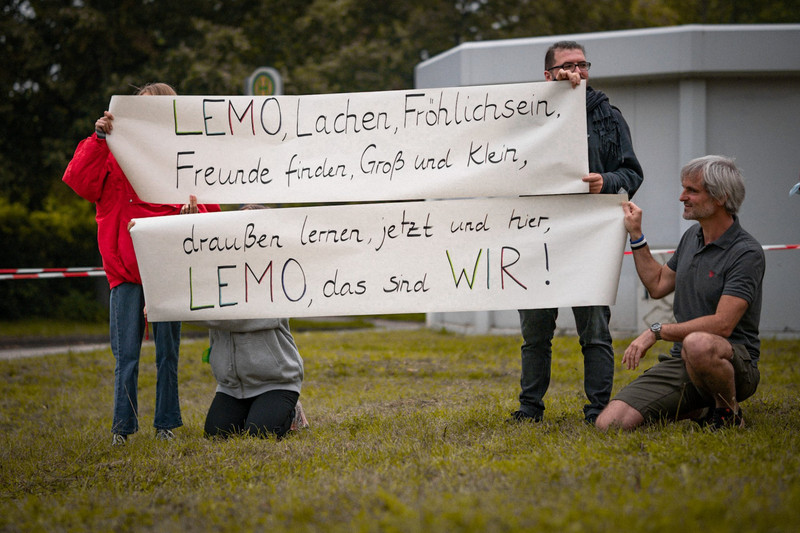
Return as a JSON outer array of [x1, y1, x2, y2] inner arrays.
[[506, 410, 542, 423], [290, 400, 310, 431], [706, 407, 745, 430], [692, 407, 714, 427], [112, 434, 127, 446], [155, 428, 175, 441]]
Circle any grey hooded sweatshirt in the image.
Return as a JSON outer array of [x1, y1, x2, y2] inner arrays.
[[196, 318, 303, 399]]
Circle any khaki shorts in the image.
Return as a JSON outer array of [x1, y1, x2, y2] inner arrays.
[[613, 344, 760, 422]]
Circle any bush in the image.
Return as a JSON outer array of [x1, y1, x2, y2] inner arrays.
[[0, 196, 106, 320]]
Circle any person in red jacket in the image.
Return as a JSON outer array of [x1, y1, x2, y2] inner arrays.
[[63, 82, 218, 446]]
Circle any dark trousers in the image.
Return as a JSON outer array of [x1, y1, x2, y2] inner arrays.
[[204, 389, 299, 439], [518, 306, 614, 421]]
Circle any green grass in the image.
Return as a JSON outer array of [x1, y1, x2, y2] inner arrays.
[[0, 319, 110, 338], [0, 314, 425, 342], [1, 330, 799, 532]]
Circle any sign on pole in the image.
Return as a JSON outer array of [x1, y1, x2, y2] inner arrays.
[[245, 66, 282, 96]]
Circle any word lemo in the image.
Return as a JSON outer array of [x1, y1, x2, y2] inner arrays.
[[107, 81, 589, 203], [173, 97, 391, 138], [184, 244, 529, 312], [131, 195, 626, 321], [170, 90, 560, 139]]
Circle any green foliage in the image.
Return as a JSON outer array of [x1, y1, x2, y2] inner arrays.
[[660, 0, 800, 23], [2, 0, 797, 319], [4, 0, 797, 207], [0, 196, 105, 320], [1, 330, 799, 531], [0, 318, 108, 338]]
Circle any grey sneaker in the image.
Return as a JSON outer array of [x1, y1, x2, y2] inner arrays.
[[112, 434, 127, 446], [155, 428, 175, 441]]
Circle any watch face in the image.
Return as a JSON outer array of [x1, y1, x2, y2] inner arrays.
[[650, 323, 661, 339]]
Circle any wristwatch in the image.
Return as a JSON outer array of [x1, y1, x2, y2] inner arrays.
[[649, 322, 662, 341]]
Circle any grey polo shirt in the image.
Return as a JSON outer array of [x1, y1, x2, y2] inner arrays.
[[666, 216, 765, 364]]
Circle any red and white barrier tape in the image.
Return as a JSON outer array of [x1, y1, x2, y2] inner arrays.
[[624, 243, 799, 256], [1, 244, 797, 279], [0, 267, 106, 280]]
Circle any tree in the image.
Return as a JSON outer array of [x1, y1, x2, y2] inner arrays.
[[1, 0, 796, 319]]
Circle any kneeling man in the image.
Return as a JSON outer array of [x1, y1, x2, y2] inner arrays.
[[596, 155, 764, 430]]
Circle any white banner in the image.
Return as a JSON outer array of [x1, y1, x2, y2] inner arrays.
[[131, 194, 626, 322], [107, 82, 588, 204]]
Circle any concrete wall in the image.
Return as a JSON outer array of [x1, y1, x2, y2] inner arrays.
[[417, 25, 800, 337]]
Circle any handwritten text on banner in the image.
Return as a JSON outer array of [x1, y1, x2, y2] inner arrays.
[[108, 82, 588, 204], [130, 194, 626, 322]]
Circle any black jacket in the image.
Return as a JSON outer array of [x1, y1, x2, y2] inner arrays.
[[586, 87, 644, 199]]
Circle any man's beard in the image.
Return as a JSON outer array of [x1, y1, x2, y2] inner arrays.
[[683, 203, 715, 220]]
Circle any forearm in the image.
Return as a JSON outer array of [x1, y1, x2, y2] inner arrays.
[[630, 245, 672, 298], [660, 316, 731, 343], [625, 311, 735, 370], [661, 295, 748, 341], [601, 166, 644, 198]]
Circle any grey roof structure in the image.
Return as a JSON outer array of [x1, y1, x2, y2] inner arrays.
[[416, 24, 800, 87], [417, 25, 800, 337]]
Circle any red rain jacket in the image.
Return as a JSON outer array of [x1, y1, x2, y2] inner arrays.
[[63, 133, 219, 289]]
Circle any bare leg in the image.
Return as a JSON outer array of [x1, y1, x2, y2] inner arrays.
[[681, 332, 737, 411], [595, 400, 644, 430]]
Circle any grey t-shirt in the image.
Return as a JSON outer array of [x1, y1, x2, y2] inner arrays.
[[666, 217, 765, 364]]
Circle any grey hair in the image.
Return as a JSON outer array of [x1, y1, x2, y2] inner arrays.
[[681, 155, 746, 215]]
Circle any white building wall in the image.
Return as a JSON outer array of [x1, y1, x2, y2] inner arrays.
[[417, 25, 800, 337]]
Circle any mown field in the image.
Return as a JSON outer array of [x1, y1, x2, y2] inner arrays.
[[1, 328, 799, 532]]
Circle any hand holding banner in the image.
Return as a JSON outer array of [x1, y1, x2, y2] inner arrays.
[[115, 80, 626, 320]]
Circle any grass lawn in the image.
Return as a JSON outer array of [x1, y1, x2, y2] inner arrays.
[[1, 329, 798, 532], [0, 314, 425, 343]]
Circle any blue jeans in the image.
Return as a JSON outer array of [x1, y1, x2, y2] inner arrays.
[[517, 306, 614, 421], [109, 283, 182, 435]]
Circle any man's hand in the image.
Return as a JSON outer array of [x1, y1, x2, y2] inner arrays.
[[583, 173, 603, 194], [554, 68, 583, 88], [622, 201, 644, 240], [622, 329, 657, 370]]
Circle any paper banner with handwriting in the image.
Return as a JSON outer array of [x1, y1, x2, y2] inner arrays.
[[107, 82, 588, 204], [130, 194, 625, 321]]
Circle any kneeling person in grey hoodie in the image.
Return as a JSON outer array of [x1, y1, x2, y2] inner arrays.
[[186, 202, 307, 439], [198, 317, 306, 439]]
